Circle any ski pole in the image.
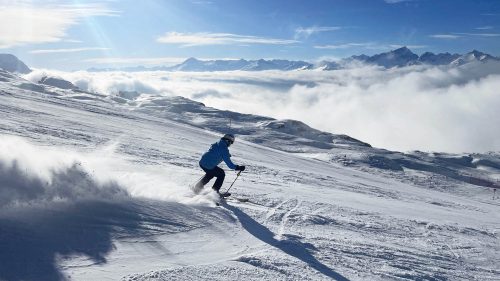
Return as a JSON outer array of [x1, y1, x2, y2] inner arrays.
[[224, 170, 242, 194]]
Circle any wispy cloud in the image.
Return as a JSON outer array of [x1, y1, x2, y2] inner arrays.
[[0, 2, 119, 48], [156, 32, 298, 47], [84, 57, 188, 66], [475, 26, 494, 30], [30, 47, 110, 54], [191, 1, 213, 4], [430, 32, 500, 39], [384, 0, 415, 3], [294, 26, 341, 39], [314, 43, 373, 49], [63, 39, 84, 43], [429, 34, 462, 39], [456, 32, 500, 37], [315, 42, 426, 50]]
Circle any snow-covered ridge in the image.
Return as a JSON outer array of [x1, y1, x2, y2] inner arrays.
[[82, 47, 500, 72], [0, 54, 31, 74], [2, 68, 370, 152]]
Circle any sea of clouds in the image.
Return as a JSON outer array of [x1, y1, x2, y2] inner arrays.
[[25, 62, 500, 153]]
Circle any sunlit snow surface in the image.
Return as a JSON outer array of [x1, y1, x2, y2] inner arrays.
[[0, 69, 499, 280]]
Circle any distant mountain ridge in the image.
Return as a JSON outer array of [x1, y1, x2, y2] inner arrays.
[[87, 47, 500, 72], [316, 47, 500, 70], [88, 58, 313, 72], [2, 48, 499, 74]]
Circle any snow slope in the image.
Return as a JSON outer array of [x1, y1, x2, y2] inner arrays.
[[0, 69, 499, 281]]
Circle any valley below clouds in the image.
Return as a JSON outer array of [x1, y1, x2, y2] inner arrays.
[[27, 62, 500, 153]]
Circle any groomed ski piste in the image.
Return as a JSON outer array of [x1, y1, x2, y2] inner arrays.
[[0, 68, 499, 281]]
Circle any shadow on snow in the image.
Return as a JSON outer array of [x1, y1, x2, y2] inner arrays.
[[0, 161, 208, 281], [223, 203, 350, 281], [0, 199, 209, 281]]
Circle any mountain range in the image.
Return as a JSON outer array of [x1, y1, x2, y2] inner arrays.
[[86, 47, 500, 72], [1, 48, 498, 74]]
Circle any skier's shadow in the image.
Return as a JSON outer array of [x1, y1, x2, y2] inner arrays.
[[223, 203, 350, 281]]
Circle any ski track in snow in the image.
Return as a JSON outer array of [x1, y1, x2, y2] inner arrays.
[[0, 71, 499, 280]]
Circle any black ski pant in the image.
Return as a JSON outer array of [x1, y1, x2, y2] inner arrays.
[[197, 164, 225, 192]]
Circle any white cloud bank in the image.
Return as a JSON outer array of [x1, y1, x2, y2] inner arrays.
[[31, 63, 500, 153], [0, 2, 117, 48]]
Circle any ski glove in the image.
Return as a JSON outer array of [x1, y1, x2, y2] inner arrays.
[[235, 165, 246, 171]]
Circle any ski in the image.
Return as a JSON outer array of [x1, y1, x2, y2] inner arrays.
[[215, 195, 250, 206], [228, 197, 249, 203], [219, 192, 249, 203]]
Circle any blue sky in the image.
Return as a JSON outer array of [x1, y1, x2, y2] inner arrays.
[[2, 0, 500, 70]]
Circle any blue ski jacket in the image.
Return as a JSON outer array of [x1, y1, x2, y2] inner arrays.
[[199, 139, 237, 170]]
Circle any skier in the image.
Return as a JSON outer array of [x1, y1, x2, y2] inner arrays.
[[194, 134, 245, 197]]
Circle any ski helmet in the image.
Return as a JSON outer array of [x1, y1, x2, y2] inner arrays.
[[222, 133, 235, 144]]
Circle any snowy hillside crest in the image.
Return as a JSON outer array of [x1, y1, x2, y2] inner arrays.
[[0, 54, 31, 74]]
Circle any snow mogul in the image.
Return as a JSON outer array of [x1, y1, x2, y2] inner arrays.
[[194, 134, 245, 197]]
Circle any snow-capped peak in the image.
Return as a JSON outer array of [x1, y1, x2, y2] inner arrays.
[[363, 46, 419, 68], [450, 49, 499, 66]]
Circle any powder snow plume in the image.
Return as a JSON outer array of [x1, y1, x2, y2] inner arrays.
[[0, 136, 217, 208], [0, 136, 129, 208]]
